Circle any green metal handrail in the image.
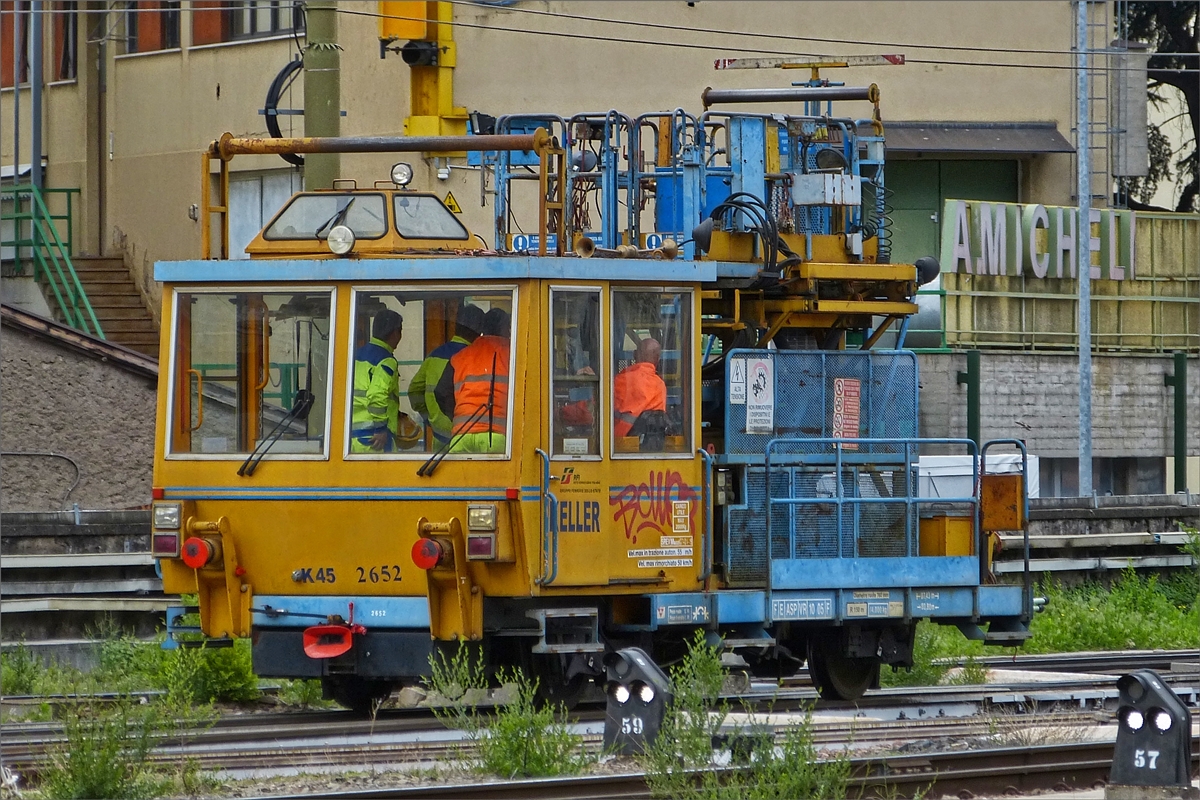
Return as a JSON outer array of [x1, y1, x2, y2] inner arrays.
[[1, 184, 102, 339]]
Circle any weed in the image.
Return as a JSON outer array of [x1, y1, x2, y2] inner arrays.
[[277, 679, 331, 708], [38, 694, 168, 800], [881, 621, 983, 688], [1025, 570, 1198, 653], [424, 645, 592, 779], [1, 642, 40, 695], [946, 656, 988, 686], [985, 702, 1084, 748], [643, 631, 850, 800], [476, 670, 592, 779]]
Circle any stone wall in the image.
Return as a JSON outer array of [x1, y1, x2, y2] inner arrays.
[[918, 353, 1200, 459], [0, 327, 157, 511]]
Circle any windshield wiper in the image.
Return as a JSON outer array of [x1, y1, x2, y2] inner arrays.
[[314, 198, 355, 240], [417, 403, 488, 478], [238, 390, 315, 477], [418, 353, 499, 478]]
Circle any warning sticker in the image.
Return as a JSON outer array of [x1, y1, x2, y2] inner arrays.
[[745, 358, 774, 434], [638, 558, 694, 569], [832, 377, 861, 450], [729, 358, 746, 405], [443, 191, 463, 214], [671, 500, 691, 533]]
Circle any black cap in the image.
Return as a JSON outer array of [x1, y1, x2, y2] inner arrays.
[[372, 309, 403, 339], [456, 304, 485, 335]]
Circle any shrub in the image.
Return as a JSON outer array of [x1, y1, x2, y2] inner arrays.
[[187, 640, 260, 704], [424, 645, 592, 778]]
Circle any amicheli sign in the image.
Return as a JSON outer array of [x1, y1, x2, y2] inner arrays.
[[938, 199, 1135, 281]]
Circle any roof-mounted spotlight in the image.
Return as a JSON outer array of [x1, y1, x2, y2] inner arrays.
[[815, 148, 848, 172], [400, 40, 438, 67], [391, 162, 414, 187]]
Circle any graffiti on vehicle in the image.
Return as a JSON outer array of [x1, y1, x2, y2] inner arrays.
[[610, 470, 698, 544]]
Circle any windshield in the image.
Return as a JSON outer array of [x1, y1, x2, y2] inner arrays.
[[393, 195, 469, 240], [264, 193, 388, 240], [170, 290, 332, 456]]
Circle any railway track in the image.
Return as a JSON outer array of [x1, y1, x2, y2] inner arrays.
[[210, 740, 1154, 800], [3, 650, 1197, 797]]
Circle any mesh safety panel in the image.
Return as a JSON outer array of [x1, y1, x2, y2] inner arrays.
[[724, 350, 918, 456], [726, 465, 918, 586]]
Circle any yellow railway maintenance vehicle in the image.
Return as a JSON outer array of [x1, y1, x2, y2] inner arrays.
[[153, 84, 1033, 710]]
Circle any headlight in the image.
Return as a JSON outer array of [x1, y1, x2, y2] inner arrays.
[[467, 504, 497, 531], [327, 225, 355, 256], [391, 162, 414, 186], [153, 503, 181, 530]]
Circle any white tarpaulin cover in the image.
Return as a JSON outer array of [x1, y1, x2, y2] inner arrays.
[[918, 454, 1040, 499]]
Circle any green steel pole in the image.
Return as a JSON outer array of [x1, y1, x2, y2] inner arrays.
[[956, 350, 981, 449], [1165, 352, 1188, 493], [303, 1, 340, 190]]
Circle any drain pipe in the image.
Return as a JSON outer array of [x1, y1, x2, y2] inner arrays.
[[1165, 352, 1189, 493], [956, 350, 981, 449]]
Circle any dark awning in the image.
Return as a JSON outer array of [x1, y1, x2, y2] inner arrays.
[[884, 122, 1074, 154]]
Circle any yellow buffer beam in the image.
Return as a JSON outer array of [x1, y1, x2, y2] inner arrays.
[[813, 300, 918, 315], [796, 262, 917, 281]]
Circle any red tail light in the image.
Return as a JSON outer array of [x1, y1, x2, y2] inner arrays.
[[181, 537, 215, 569], [152, 532, 181, 557], [411, 537, 444, 570]]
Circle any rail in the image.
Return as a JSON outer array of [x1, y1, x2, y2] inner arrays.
[[0, 184, 102, 338]]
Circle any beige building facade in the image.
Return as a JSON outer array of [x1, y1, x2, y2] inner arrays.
[[12, 2, 1192, 498], [3, 0, 1081, 306]]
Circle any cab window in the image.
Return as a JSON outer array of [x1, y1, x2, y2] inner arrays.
[[393, 195, 469, 240], [611, 288, 692, 455], [550, 288, 601, 458], [169, 290, 333, 456], [264, 193, 388, 240], [347, 288, 516, 458]]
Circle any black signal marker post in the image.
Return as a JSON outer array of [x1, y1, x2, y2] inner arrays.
[[1107, 670, 1196, 800], [603, 647, 673, 756]]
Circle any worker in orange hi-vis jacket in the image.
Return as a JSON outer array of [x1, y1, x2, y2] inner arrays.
[[613, 337, 667, 438]]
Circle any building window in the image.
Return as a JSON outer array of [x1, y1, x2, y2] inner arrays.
[[121, 1, 181, 55], [2, 1, 30, 88], [51, 2, 77, 80], [192, 0, 302, 47]]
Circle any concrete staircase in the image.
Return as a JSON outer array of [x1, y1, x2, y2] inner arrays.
[[71, 257, 159, 357]]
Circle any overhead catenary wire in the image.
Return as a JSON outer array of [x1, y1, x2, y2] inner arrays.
[[339, 4, 1200, 74], [11, 4, 1200, 73], [29, 2, 1200, 60]]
